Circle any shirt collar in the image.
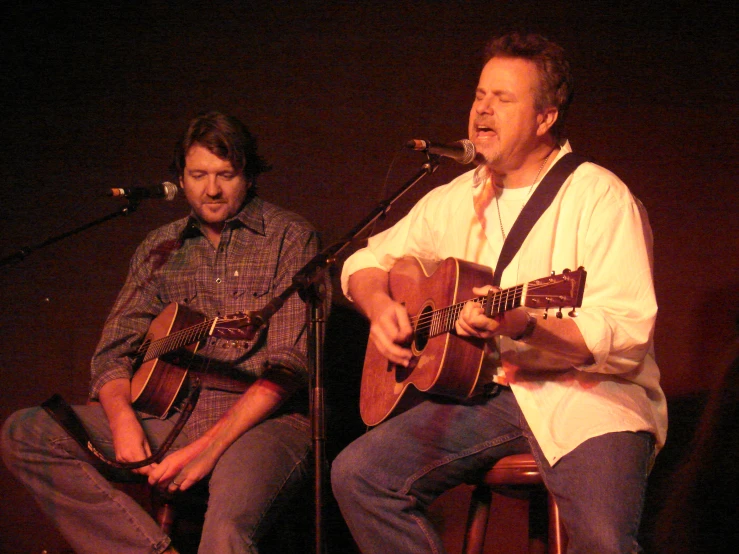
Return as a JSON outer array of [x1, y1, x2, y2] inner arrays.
[[470, 139, 572, 190], [180, 195, 267, 241]]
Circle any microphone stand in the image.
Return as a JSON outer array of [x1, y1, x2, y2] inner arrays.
[[0, 200, 142, 268], [251, 154, 442, 554]]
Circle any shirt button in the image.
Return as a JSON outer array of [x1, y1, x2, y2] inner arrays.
[[216, 278, 222, 284]]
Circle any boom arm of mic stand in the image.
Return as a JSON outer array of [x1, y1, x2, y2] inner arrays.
[[251, 155, 443, 328], [1, 200, 141, 268], [247, 156, 441, 554]]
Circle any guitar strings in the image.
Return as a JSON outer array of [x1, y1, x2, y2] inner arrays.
[[138, 311, 253, 365], [139, 318, 217, 361], [410, 279, 571, 339], [410, 277, 567, 326], [410, 286, 524, 337]]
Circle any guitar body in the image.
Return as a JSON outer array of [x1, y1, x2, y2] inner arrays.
[[131, 303, 206, 418], [360, 257, 493, 426]]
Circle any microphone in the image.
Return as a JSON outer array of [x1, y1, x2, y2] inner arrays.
[[406, 139, 477, 165], [108, 181, 178, 201]]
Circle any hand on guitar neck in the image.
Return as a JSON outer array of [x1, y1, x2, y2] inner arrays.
[[456, 284, 593, 368], [455, 285, 531, 339], [354, 257, 589, 426], [352, 262, 590, 368]]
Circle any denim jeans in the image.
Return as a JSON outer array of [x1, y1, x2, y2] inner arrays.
[[2, 402, 312, 554], [331, 388, 654, 553]]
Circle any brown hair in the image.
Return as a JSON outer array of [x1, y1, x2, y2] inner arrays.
[[171, 111, 271, 180]]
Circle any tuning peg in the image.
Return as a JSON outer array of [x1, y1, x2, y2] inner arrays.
[[568, 308, 579, 317], [556, 307, 563, 319], [543, 309, 549, 320]]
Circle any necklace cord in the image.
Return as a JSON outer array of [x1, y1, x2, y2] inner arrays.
[[494, 149, 554, 240]]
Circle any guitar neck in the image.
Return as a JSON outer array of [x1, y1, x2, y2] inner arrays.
[[140, 317, 219, 362], [416, 284, 524, 339]]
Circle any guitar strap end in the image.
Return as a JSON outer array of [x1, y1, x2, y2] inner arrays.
[[40, 380, 201, 471], [41, 394, 96, 455]]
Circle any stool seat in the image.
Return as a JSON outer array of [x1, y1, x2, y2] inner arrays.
[[484, 453, 542, 486], [463, 453, 566, 554]]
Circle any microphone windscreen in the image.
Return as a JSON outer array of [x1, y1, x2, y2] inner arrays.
[[161, 181, 178, 201]]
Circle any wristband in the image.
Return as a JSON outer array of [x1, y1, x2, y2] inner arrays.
[[511, 311, 536, 341]]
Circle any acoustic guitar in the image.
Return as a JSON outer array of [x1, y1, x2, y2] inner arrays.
[[359, 256, 586, 426], [130, 302, 257, 418]]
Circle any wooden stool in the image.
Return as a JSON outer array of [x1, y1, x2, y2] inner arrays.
[[462, 453, 567, 554], [150, 480, 210, 552]]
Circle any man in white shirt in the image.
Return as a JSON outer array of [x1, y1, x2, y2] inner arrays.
[[331, 33, 666, 553]]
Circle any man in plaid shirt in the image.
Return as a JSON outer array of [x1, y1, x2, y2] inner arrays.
[[3, 111, 323, 553]]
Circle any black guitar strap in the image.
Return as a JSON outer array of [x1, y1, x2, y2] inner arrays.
[[492, 152, 590, 287], [41, 379, 200, 470]]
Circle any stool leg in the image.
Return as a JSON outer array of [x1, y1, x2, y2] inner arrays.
[[547, 493, 567, 554], [157, 501, 176, 536], [463, 485, 492, 554], [528, 488, 548, 554], [151, 488, 176, 536]]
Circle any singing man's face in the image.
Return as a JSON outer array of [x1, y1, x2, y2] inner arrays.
[[468, 56, 550, 171], [179, 144, 251, 231]]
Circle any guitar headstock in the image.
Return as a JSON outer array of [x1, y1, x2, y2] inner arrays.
[[212, 312, 261, 341], [523, 267, 586, 315]]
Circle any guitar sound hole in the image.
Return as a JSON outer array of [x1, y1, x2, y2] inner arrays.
[[413, 304, 433, 353]]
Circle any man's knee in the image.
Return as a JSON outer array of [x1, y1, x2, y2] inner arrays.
[[568, 524, 639, 554], [330, 446, 353, 500], [331, 441, 376, 505], [562, 495, 643, 554], [1, 408, 36, 471]]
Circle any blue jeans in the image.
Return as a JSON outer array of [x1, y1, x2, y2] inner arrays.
[[2, 403, 312, 554], [331, 388, 654, 553]]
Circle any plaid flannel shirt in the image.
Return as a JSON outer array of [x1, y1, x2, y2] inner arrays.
[[89, 196, 321, 438]]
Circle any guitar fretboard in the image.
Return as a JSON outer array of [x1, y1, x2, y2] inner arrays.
[[139, 318, 218, 362], [412, 284, 525, 339]]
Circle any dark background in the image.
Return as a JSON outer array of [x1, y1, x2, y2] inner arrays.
[[1, 1, 737, 552]]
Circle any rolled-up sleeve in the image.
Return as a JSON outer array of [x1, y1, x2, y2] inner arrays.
[[262, 222, 325, 389], [570, 177, 657, 376]]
